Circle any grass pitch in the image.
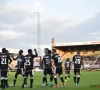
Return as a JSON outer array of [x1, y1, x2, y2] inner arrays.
[[5, 71, 100, 90]]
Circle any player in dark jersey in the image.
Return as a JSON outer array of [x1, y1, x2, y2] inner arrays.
[[0, 48, 12, 90], [64, 58, 72, 82], [22, 49, 38, 88], [73, 51, 84, 86], [52, 49, 66, 88], [10, 50, 24, 86], [42, 48, 53, 88]]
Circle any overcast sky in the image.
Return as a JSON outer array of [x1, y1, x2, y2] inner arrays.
[[0, 0, 100, 55]]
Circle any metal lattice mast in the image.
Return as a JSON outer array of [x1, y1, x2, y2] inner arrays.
[[35, 8, 41, 56]]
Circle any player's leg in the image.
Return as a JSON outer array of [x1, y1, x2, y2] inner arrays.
[[76, 68, 81, 86], [10, 69, 19, 86], [22, 72, 28, 88], [4, 70, 9, 88], [1, 70, 5, 89], [53, 67, 58, 88], [49, 68, 53, 87], [42, 68, 47, 88], [65, 71, 68, 82], [4, 70, 8, 88], [67, 71, 70, 81], [6, 72, 9, 88], [58, 68, 65, 87], [73, 69, 77, 85], [30, 70, 34, 88]]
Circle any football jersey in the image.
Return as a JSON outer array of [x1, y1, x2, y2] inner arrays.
[[43, 54, 51, 68], [52, 53, 62, 67], [16, 55, 24, 69], [24, 54, 36, 71], [65, 61, 72, 70], [0, 53, 12, 70], [73, 54, 83, 68]]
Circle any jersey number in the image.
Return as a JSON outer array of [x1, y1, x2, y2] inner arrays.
[[58, 57, 61, 63], [67, 63, 69, 67], [1, 58, 7, 64], [46, 59, 50, 64], [25, 59, 31, 65], [75, 59, 80, 64]]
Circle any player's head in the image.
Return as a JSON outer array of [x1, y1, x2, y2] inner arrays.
[[48, 50, 51, 55], [2, 48, 6, 53], [6, 50, 9, 54], [77, 51, 80, 55], [44, 48, 49, 54], [52, 48, 56, 54], [19, 50, 23, 55], [28, 49, 33, 54], [66, 58, 70, 61]]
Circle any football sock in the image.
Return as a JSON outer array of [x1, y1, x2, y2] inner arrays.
[[77, 75, 80, 84], [42, 77, 46, 84], [6, 79, 9, 87], [14, 73, 18, 85], [45, 77, 48, 84], [74, 75, 76, 84], [1, 78, 4, 89], [65, 76, 67, 79], [24, 77, 27, 85], [54, 76, 58, 85], [4, 78, 7, 88], [50, 76, 53, 83], [60, 76, 64, 83], [68, 75, 70, 78], [30, 78, 33, 87]]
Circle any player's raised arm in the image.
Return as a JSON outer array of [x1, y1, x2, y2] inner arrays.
[[11, 54, 18, 60], [34, 49, 38, 57]]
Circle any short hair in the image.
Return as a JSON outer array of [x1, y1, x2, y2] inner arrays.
[[28, 49, 32, 53], [19, 50, 23, 54], [2, 48, 6, 53], [77, 51, 80, 54], [66, 58, 70, 61], [52, 49, 56, 53], [45, 48, 49, 51]]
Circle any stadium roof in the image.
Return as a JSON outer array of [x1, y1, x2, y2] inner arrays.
[[52, 40, 100, 47], [0, 48, 27, 54]]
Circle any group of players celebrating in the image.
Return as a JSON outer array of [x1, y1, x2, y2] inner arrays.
[[0, 47, 84, 90]]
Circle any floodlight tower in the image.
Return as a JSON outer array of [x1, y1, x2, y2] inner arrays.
[[35, 7, 41, 56]]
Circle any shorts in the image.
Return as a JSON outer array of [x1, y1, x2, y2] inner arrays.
[[53, 67, 62, 75], [25, 69, 34, 77], [16, 68, 24, 75], [1, 69, 8, 77], [74, 68, 81, 75], [65, 69, 70, 74], [44, 68, 53, 75]]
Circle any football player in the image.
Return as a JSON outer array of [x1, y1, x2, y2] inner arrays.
[[22, 49, 38, 88], [52, 49, 66, 88], [73, 51, 84, 86], [0, 48, 12, 89], [10, 50, 24, 86], [64, 58, 72, 82]]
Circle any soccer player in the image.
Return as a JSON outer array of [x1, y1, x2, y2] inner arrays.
[[64, 58, 72, 82], [52, 49, 66, 88], [22, 49, 38, 88], [10, 50, 24, 86], [73, 51, 84, 86], [0, 48, 12, 90], [42, 48, 53, 88]]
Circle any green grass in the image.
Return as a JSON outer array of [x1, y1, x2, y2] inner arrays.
[[5, 71, 100, 90]]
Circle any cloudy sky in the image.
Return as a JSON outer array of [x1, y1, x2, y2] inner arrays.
[[0, 0, 100, 55]]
